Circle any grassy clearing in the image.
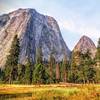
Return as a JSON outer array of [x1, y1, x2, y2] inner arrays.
[[0, 84, 100, 100]]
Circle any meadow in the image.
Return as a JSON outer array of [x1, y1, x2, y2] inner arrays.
[[0, 83, 100, 100]]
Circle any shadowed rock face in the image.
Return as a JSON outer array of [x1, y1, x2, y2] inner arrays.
[[73, 35, 96, 58], [0, 8, 70, 68]]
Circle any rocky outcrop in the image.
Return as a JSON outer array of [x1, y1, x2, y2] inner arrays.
[[73, 35, 96, 58], [0, 8, 70, 68]]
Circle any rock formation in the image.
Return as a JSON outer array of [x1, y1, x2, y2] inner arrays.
[[0, 8, 70, 68]]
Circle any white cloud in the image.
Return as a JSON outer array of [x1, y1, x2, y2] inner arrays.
[[59, 19, 99, 39]]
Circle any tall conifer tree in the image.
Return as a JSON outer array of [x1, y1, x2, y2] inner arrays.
[[4, 35, 20, 83]]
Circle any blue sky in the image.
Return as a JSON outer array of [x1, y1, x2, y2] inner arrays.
[[0, 0, 99, 50]]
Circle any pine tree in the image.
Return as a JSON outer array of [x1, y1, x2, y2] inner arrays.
[[33, 63, 48, 84], [33, 46, 48, 84], [79, 50, 96, 83], [0, 69, 5, 82], [48, 52, 55, 83], [95, 68, 100, 83], [71, 51, 81, 67], [62, 54, 69, 82], [95, 38, 100, 67], [70, 50, 96, 83], [18, 64, 25, 83], [4, 35, 20, 83], [70, 51, 80, 83], [95, 38, 100, 83], [24, 59, 33, 84]]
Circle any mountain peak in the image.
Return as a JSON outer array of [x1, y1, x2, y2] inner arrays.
[[9, 8, 37, 17], [81, 35, 89, 38], [0, 8, 70, 68], [10, 8, 36, 13], [80, 35, 92, 41], [73, 35, 96, 58]]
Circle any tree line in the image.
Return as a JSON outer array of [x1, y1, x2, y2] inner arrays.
[[0, 35, 100, 84]]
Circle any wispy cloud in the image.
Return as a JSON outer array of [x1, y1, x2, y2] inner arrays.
[[60, 19, 99, 38]]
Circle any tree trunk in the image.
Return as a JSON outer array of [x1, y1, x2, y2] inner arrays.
[[49, 63, 53, 83], [56, 63, 60, 82]]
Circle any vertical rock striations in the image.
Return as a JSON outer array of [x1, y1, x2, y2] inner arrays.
[[0, 8, 70, 68]]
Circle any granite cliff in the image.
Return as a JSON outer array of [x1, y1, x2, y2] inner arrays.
[[0, 8, 70, 68]]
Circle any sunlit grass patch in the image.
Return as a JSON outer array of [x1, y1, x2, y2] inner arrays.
[[32, 87, 80, 99], [0, 84, 100, 100]]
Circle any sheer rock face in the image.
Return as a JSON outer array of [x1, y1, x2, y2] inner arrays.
[[73, 35, 96, 58], [0, 8, 70, 68]]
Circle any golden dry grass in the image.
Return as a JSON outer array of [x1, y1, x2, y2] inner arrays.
[[0, 83, 100, 100]]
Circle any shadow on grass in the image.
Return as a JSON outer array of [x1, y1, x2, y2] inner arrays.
[[0, 93, 32, 100]]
